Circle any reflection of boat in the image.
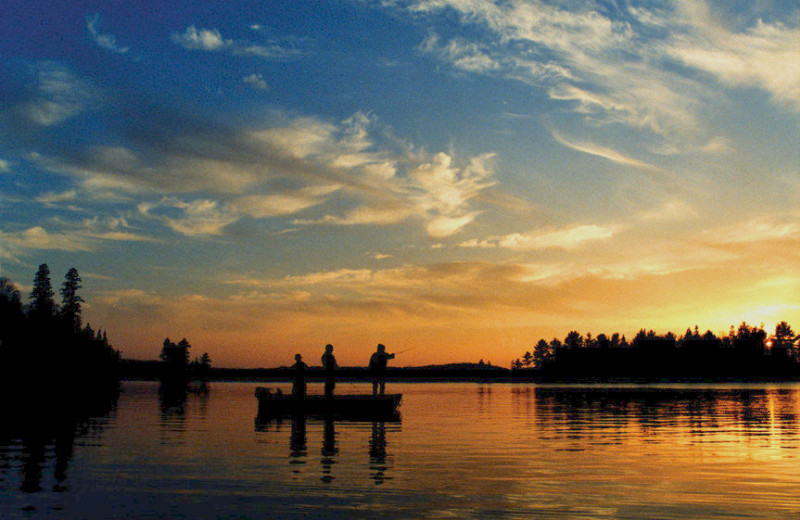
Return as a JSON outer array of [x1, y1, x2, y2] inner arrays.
[[256, 387, 401, 420]]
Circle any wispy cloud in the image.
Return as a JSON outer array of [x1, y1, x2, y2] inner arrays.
[[460, 223, 625, 251], [172, 25, 304, 59], [231, 186, 339, 218], [138, 198, 238, 237], [35, 190, 78, 205], [13, 62, 98, 128], [552, 132, 662, 173], [86, 13, 129, 54], [0, 227, 93, 256], [666, 7, 800, 110], [401, 0, 800, 146], [637, 200, 698, 222], [0, 216, 158, 259], [707, 215, 800, 244], [0, 158, 9, 173], [33, 107, 498, 237]]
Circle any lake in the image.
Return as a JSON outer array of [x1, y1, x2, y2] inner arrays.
[[3, 381, 800, 519]]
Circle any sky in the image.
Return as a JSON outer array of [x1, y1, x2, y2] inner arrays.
[[0, 0, 798, 368]]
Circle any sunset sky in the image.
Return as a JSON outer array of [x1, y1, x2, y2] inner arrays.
[[1, 0, 798, 368]]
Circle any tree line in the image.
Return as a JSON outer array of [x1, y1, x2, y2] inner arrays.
[[0, 264, 120, 392], [513, 322, 800, 379], [159, 337, 211, 383]]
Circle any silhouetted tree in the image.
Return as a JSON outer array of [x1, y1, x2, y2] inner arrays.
[[160, 338, 192, 382], [29, 263, 56, 322], [564, 331, 583, 350], [191, 352, 212, 380], [522, 350, 533, 367], [0, 277, 24, 349], [59, 268, 83, 332], [0, 277, 22, 309], [771, 322, 797, 361], [532, 339, 551, 368]]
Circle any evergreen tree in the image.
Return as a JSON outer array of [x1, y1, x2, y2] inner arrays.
[[772, 322, 797, 360], [0, 277, 24, 347], [532, 339, 551, 367], [0, 277, 22, 308], [564, 331, 584, 350], [60, 267, 84, 332], [29, 263, 56, 321]]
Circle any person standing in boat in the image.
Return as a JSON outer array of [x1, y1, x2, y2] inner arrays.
[[321, 344, 338, 399], [369, 343, 395, 396], [291, 353, 307, 399]]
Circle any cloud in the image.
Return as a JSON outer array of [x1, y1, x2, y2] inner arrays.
[[0, 226, 93, 256], [0, 216, 159, 259], [31, 103, 497, 237], [231, 186, 339, 218], [552, 132, 662, 173], [171, 26, 232, 51], [637, 200, 698, 222], [0, 158, 9, 173], [138, 198, 238, 237], [402, 0, 800, 147], [35, 190, 78, 205], [86, 13, 129, 54], [708, 216, 800, 244], [243, 73, 269, 90], [172, 25, 304, 59], [460, 223, 625, 251], [14, 62, 98, 127], [667, 11, 800, 110]]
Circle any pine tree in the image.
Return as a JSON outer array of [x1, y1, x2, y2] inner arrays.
[[29, 263, 56, 321], [60, 267, 84, 332]]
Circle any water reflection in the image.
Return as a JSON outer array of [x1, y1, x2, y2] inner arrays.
[[159, 382, 188, 445], [521, 386, 800, 448], [255, 414, 399, 485], [0, 389, 118, 495], [290, 414, 307, 465], [158, 381, 210, 445], [369, 420, 389, 485], [321, 416, 337, 482]]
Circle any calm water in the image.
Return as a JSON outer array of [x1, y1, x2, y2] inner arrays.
[[3, 381, 800, 519]]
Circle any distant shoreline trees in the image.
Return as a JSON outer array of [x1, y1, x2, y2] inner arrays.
[[159, 337, 212, 384], [0, 264, 120, 393], [514, 322, 800, 380]]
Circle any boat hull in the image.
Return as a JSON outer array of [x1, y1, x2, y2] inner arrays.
[[256, 388, 401, 420]]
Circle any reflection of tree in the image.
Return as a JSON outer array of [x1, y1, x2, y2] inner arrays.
[[0, 390, 118, 494], [531, 387, 800, 445], [159, 382, 188, 446]]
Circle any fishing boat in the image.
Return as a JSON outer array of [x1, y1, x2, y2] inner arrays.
[[255, 387, 402, 420]]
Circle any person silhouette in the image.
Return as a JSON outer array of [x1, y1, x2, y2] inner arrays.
[[321, 344, 338, 399], [291, 353, 307, 399], [369, 344, 395, 396]]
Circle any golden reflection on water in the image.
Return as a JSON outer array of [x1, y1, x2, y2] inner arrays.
[[5, 382, 800, 519]]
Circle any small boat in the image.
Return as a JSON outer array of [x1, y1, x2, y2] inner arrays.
[[255, 387, 402, 420]]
